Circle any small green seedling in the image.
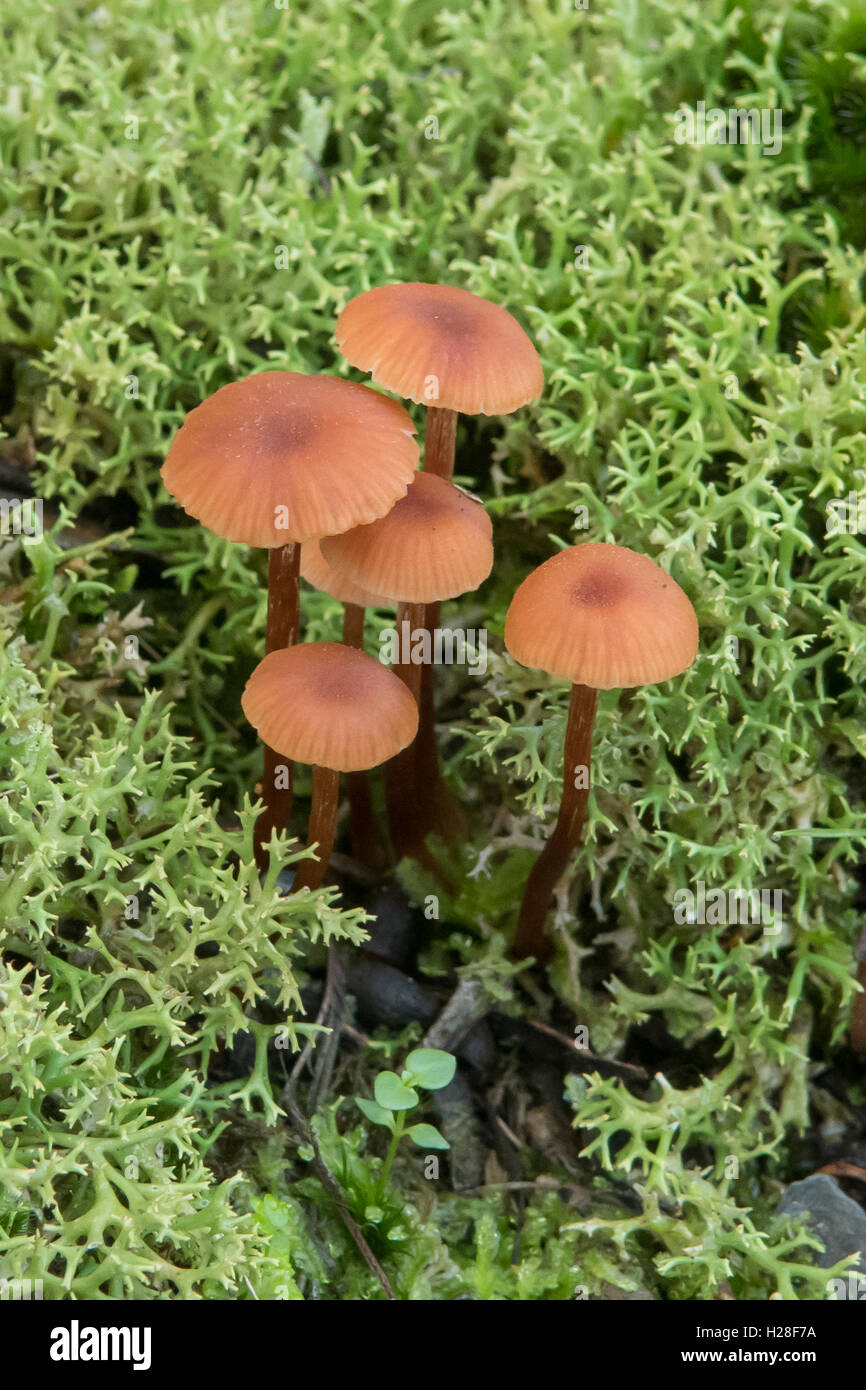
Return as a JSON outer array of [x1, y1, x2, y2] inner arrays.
[[356, 1049, 456, 1196]]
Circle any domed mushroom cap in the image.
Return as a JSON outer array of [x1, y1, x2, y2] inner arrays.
[[505, 543, 698, 690], [241, 642, 419, 772], [161, 371, 419, 548], [300, 540, 388, 608], [321, 472, 493, 603], [336, 283, 543, 416]]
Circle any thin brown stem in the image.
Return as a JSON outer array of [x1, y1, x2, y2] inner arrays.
[[513, 683, 599, 961], [392, 601, 424, 702], [255, 543, 301, 870], [424, 406, 458, 480], [266, 543, 301, 652], [341, 603, 383, 870], [411, 406, 460, 849], [411, 601, 466, 849], [293, 765, 340, 893], [341, 601, 365, 650], [385, 601, 424, 858]]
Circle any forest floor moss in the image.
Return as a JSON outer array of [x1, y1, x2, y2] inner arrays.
[[1, 0, 865, 1299]]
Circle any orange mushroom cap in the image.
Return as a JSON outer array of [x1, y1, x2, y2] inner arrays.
[[336, 283, 544, 416], [161, 371, 419, 548], [505, 543, 699, 690], [241, 642, 419, 772], [300, 539, 389, 608], [321, 472, 493, 603]]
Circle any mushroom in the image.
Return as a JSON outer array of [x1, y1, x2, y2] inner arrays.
[[504, 542, 699, 961], [322, 472, 493, 858], [300, 539, 387, 647], [300, 540, 390, 868], [335, 282, 544, 468], [335, 282, 543, 843], [241, 642, 419, 892], [161, 370, 418, 862]]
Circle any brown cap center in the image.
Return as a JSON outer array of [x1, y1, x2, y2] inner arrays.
[[411, 299, 476, 336], [261, 411, 316, 452], [570, 569, 629, 607]]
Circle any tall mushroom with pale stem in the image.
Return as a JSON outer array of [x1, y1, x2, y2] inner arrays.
[[335, 282, 543, 842], [505, 543, 699, 961], [160, 371, 418, 866], [322, 471, 493, 859], [241, 643, 419, 892]]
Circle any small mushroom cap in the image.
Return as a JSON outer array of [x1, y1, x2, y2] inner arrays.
[[321, 472, 493, 603], [161, 371, 419, 548], [336, 282, 544, 416], [300, 540, 389, 608], [505, 543, 698, 690], [241, 642, 419, 772]]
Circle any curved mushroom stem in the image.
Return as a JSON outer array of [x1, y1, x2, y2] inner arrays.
[[385, 601, 424, 858], [293, 765, 340, 893], [409, 406, 463, 851], [341, 602, 383, 870], [513, 682, 598, 961], [255, 542, 301, 870], [411, 602, 466, 848]]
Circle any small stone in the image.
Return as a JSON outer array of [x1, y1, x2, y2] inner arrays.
[[364, 884, 420, 969], [777, 1174, 866, 1273], [346, 956, 439, 1030]]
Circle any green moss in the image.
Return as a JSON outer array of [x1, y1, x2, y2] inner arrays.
[[1, 0, 865, 1299]]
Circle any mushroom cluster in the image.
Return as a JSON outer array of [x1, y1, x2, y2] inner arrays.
[[161, 282, 698, 963], [162, 370, 418, 867], [337, 282, 544, 851]]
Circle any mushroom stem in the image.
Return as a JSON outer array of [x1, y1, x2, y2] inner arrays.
[[513, 682, 598, 961], [293, 765, 340, 893], [410, 405, 460, 848], [385, 601, 425, 857], [255, 542, 301, 870], [266, 541, 302, 650], [411, 602, 466, 847], [341, 602, 382, 870], [424, 406, 458, 480], [392, 600, 425, 702], [341, 601, 365, 650]]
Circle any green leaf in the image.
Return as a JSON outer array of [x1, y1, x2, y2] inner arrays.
[[356, 1097, 394, 1128], [404, 1049, 457, 1091], [374, 1071, 419, 1111], [406, 1123, 450, 1151]]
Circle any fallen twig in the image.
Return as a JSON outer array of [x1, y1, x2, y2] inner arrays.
[[526, 1018, 649, 1080], [281, 1087, 396, 1301], [422, 975, 489, 1053]]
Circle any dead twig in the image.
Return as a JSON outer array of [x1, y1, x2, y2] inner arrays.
[[526, 1018, 649, 1080], [422, 976, 489, 1053], [281, 943, 343, 1105], [818, 1161, 866, 1184], [495, 1114, 523, 1150], [307, 944, 347, 1110], [281, 1087, 396, 1301]]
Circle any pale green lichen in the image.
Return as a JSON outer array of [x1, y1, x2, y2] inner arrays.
[[1, 0, 865, 1299]]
